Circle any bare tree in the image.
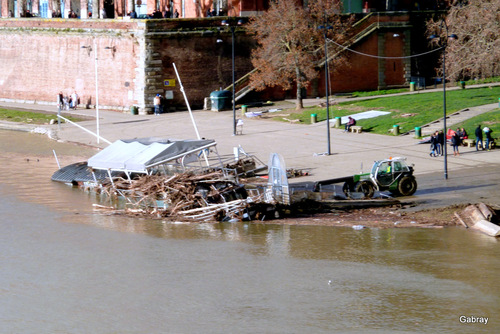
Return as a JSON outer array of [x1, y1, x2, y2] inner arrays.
[[248, 0, 351, 110], [427, 0, 500, 81]]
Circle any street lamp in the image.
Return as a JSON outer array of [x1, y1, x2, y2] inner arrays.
[[222, 19, 243, 136], [430, 20, 457, 180], [81, 42, 114, 144], [318, 24, 333, 155]]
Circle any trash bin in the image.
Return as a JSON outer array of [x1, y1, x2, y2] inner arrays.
[[241, 105, 248, 115], [498, 98, 500, 108], [210, 90, 232, 111], [459, 81, 466, 89], [415, 126, 421, 138], [410, 82, 416, 91], [334, 116, 341, 128], [393, 124, 400, 136], [130, 106, 138, 115], [311, 113, 317, 123]]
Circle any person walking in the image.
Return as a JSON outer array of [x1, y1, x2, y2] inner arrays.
[[484, 127, 493, 151], [451, 130, 460, 156], [436, 130, 444, 156], [153, 94, 161, 115], [71, 91, 79, 109], [429, 132, 438, 157], [57, 91, 64, 111], [475, 124, 483, 151]]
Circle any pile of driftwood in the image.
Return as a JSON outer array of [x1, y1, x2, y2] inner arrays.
[[96, 171, 270, 222], [455, 203, 500, 237]]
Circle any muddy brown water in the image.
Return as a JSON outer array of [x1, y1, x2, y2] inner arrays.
[[1, 130, 499, 333]]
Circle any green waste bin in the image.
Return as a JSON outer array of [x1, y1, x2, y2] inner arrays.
[[410, 82, 416, 92], [311, 113, 317, 123], [210, 90, 232, 111], [334, 116, 341, 128], [241, 105, 248, 115], [130, 106, 138, 115], [498, 98, 500, 108], [393, 124, 400, 136], [415, 126, 421, 138], [459, 81, 466, 89]]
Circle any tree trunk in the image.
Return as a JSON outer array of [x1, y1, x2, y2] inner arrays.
[[295, 67, 304, 110]]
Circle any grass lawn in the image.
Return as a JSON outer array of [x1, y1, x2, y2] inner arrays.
[[0, 108, 83, 124], [273, 86, 500, 136]]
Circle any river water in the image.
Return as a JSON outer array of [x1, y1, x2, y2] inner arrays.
[[1, 130, 499, 333]]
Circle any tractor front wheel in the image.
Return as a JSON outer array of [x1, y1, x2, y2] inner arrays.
[[397, 176, 417, 196], [354, 181, 375, 199]]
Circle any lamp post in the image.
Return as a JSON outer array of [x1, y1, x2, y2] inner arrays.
[[222, 19, 243, 136], [82, 42, 114, 144], [430, 21, 457, 180], [318, 24, 333, 155]]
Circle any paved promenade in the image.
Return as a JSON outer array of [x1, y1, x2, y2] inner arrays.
[[1, 87, 499, 210]]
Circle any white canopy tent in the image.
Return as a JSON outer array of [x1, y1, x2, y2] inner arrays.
[[87, 138, 219, 174]]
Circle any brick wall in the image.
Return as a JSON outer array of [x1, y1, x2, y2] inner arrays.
[[0, 14, 426, 114], [0, 19, 139, 111]]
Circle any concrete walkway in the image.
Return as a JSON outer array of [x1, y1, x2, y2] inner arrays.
[[1, 85, 499, 210]]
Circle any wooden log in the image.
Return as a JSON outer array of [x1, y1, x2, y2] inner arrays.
[[471, 220, 500, 237], [454, 212, 468, 228], [462, 205, 486, 225], [477, 203, 494, 221]]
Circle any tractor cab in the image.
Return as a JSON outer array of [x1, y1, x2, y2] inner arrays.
[[371, 158, 411, 188]]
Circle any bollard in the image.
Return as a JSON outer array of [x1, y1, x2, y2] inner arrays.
[[414, 126, 421, 138], [410, 82, 416, 92], [334, 116, 341, 128], [241, 105, 247, 116], [393, 124, 400, 136], [311, 113, 317, 123]]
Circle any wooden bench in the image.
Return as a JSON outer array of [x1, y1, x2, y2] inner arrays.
[[462, 138, 475, 147], [350, 126, 363, 133]]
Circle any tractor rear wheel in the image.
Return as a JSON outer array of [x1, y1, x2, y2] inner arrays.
[[354, 181, 375, 199], [397, 176, 417, 196]]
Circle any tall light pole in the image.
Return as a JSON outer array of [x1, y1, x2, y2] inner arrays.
[[222, 19, 243, 136], [430, 20, 457, 180], [82, 42, 114, 144], [318, 24, 333, 155]]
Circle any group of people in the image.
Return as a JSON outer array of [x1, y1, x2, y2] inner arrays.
[[153, 94, 167, 115], [129, 8, 179, 19], [449, 127, 468, 156], [57, 91, 79, 111], [433, 125, 495, 157]]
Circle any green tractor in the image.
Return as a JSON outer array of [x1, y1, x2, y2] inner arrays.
[[313, 157, 417, 199]]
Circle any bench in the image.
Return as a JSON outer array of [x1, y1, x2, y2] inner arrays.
[[462, 138, 475, 147], [350, 125, 363, 133]]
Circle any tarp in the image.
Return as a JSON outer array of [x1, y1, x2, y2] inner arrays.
[[337, 110, 391, 124], [87, 138, 216, 172]]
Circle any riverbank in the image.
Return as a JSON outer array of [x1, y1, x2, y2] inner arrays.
[[1, 96, 500, 230]]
